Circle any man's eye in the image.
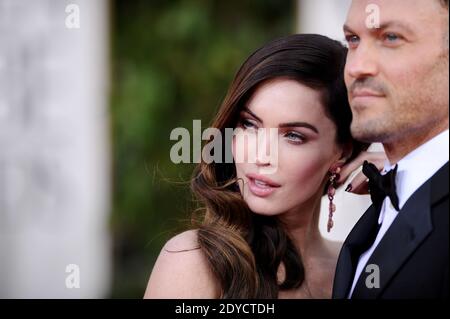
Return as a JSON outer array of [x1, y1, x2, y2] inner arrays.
[[383, 33, 402, 43], [345, 34, 360, 47]]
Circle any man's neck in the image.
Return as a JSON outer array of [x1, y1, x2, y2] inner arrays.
[[384, 124, 449, 164]]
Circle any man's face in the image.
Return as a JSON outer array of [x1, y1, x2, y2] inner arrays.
[[344, 0, 449, 145]]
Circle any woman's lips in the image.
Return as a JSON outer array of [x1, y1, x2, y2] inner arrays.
[[245, 173, 281, 197]]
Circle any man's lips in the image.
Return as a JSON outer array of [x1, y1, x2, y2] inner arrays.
[[351, 89, 385, 99]]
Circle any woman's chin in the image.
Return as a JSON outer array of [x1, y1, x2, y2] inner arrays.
[[246, 200, 282, 217]]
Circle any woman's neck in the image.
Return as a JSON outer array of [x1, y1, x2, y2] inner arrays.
[[277, 192, 338, 298], [278, 191, 325, 260]]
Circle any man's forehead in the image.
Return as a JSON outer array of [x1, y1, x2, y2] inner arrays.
[[348, 0, 439, 11], [345, 0, 439, 30]]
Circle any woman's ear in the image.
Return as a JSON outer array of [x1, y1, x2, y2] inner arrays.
[[339, 142, 353, 163]]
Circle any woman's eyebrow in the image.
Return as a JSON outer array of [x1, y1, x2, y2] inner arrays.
[[242, 107, 319, 134], [279, 122, 319, 134], [242, 107, 262, 122]]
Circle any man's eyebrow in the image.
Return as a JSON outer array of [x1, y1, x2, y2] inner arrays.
[[343, 24, 355, 34], [343, 21, 414, 34], [377, 21, 415, 34], [241, 107, 319, 134]]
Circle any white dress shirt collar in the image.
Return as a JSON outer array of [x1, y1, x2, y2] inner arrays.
[[349, 129, 449, 298], [379, 129, 449, 224]]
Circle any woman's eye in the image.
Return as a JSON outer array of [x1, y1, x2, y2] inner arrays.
[[284, 132, 305, 144], [240, 119, 257, 130]]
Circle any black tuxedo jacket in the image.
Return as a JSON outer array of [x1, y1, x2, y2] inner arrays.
[[332, 162, 449, 299]]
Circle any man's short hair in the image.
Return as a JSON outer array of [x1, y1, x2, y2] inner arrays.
[[439, 0, 449, 49]]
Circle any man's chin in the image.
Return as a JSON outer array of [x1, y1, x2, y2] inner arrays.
[[350, 121, 387, 143]]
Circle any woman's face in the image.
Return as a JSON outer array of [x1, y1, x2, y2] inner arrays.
[[232, 78, 343, 217]]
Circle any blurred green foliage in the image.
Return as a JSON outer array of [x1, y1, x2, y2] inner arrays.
[[110, 0, 295, 298]]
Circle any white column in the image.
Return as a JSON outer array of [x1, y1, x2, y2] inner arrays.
[[297, 0, 352, 42], [0, 0, 110, 297], [297, 0, 376, 241]]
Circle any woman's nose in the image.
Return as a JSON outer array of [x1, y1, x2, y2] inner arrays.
[[255, 156, 270, 166], [255, 128, 278, 169]]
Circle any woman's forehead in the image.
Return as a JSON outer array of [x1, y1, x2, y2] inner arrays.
[[244, 79, 327, 125]]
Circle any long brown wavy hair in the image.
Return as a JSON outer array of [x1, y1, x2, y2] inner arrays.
[[190, 34, 366, 298]]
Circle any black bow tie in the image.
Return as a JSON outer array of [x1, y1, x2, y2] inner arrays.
[[362, 161, 400, 212]]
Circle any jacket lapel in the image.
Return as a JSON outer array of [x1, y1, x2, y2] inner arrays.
[[351, 162, 448, 298], [430, 162, 449, 206], [332, 204, 379, 298]]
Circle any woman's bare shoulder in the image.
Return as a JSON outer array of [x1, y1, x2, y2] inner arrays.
[[143, 230, 220, 299], [163, 229, 200, 252]]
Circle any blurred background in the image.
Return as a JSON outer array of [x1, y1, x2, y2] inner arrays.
[[0, 0, 369, 298], [110, 0, 295, 298]]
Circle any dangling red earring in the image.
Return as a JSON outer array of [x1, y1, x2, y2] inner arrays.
[[327, 166, 341, 232]]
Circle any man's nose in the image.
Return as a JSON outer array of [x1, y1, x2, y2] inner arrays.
[[345, 42, 379, 80]]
